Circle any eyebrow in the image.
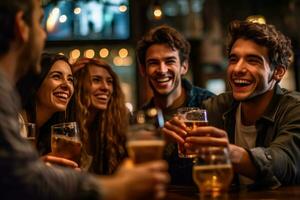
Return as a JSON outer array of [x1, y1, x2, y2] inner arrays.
[[146, 56, 177, 63], [49, 71, 73, 77]]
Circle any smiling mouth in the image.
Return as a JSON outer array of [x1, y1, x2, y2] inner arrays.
[[232, 79, 252, 87], [95, 94, 110, 101], [53, 92, 69, 101]]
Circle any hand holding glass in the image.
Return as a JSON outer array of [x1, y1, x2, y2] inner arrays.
[[177, 107, 208, 158], [51, 122, 82, 164], [127, 108, 165, 164]]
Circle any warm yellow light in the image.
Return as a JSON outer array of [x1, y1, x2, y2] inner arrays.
[[74, 7, 81, 15], [153, 7, 162, 19], [58, 52, 64, 55], [99, 48, 109, 58], [84, 49, 95, 58], [246, 15, 266, 24], [119, 5, 127, 12], [46, 7, 60, 32], [122, 56, 132, 66], [70, 49, 81, 59], [113, 56, 123, 66], [118, 48, 128, 58]]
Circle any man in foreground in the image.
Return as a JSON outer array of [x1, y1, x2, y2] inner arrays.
[[164, 20, 300, 188], [0, 0, 169, 199]]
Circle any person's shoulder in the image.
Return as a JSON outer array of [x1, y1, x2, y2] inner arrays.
[[190, 85, 215, 100], [202, 92, 233, 110]]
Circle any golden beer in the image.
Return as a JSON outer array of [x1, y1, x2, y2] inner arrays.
[[127, 140, 165, 164], [51, 135, 82, 163], [193, 164, 233, 196], [178, 120, 208, 158]]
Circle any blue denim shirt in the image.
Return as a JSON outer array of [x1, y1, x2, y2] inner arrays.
[[143, 78, 214, 185]]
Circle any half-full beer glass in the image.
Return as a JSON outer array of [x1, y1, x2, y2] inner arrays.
[[193, 147, 233, 199], [51, 122, 82, 163], [127, 108, 165, 164], [177, 107, 208, 158]]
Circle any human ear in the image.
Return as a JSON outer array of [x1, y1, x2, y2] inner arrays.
[[273, 66, 286, 81], [15, 11, 29, 42], [139, 64, 146, 77], [180, 60, 189, 75]]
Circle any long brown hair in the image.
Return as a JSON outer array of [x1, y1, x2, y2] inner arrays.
[[73, 58, 127, 174]]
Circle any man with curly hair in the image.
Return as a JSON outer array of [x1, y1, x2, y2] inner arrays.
[[164, 20, 300, 189]]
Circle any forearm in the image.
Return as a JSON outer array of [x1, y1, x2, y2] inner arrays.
[[229, 144, 257, 179]]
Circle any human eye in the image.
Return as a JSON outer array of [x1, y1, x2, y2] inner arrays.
[[107, 78, 113, 85], [50, 73, 61, 80], [247, 56, 262, 65], [68, 76, 74, 84], [91, 77, 101, 83], [228, 55, 238, 63]]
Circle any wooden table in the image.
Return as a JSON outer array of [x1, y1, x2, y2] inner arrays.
[[166, 185, 300, 200]]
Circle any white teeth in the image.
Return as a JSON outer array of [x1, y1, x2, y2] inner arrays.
[[156, 77, 170, 83], [54, 93, 68, 99], [233, 79, 251, 84], [96, 94, 108, 100]]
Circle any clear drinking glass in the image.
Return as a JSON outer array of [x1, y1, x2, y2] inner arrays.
[[20, 122, 36, 146], [126, 108, 165, 164], [177, 107, 208, 158], [193, 147, 233, 199], [51, 122, 82, 164]]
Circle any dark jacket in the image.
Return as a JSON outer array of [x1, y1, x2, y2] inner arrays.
[[143, 78, 215, 185], [203, 85, 300, 188]]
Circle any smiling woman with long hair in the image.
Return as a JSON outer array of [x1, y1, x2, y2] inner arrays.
[[72, 58, 128, 174], [17, 52, 78, 168]]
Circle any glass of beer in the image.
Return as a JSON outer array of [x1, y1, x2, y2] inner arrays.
[[177, 107, 208, 158], [20, 122, 37, 147], [51, 122, 82, 164], [193, 147, 233, 199], [127, 108, 165, 164]]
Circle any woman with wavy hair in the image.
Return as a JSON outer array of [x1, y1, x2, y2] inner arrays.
[[73, 58, 128, 175]]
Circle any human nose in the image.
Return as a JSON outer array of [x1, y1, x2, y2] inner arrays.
[[156, 62, 168, 73], [99, 81, 109, 90], [232, 59, 246, 74]]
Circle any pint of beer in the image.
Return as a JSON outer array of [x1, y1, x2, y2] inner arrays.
[[177, 107, 208, 158], [51, 122, 82, 164], [193, 147, 233, 198], [127, 109, 165, 164]]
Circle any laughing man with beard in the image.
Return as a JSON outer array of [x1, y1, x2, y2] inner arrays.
[[164, 20, 300, 189], [136, 25, 214, 185]]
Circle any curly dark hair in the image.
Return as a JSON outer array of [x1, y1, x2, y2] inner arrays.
[[0, 0, 33, 55], [227, 20, 293, 69], [136, 25, 191, 67]]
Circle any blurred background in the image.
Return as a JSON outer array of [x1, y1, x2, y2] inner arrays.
[[42, 0, 300, 109]]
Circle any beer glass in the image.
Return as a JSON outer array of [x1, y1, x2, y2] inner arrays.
[[51, 122, 82, 163], [193, 147, 233, 199], [177, 107, 208, 158], [20, 122, 36, 146], [126, 108, 165, 164]]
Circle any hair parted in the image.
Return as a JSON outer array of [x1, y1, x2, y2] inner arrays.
[[227, 20, 293, 69], [136, 25, 191, 67]]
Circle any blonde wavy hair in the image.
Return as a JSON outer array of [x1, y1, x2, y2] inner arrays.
[[73, 58, 128, 174]]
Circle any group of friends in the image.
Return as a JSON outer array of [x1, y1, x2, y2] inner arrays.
[[1, 0, 300, 199]]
